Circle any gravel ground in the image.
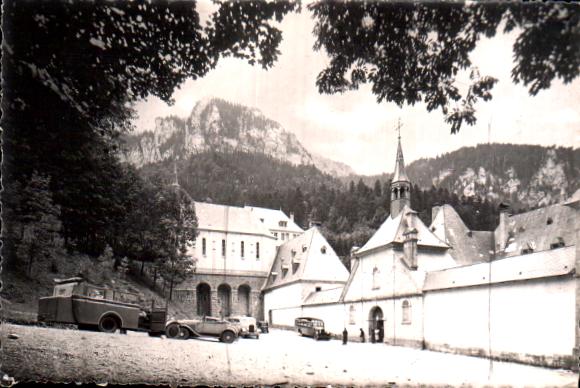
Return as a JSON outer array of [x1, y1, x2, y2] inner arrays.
[[1, 323, 577, 387]]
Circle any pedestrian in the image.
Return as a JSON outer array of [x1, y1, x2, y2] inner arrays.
[[342, 328, 348, 345], [359, 328, 365, 343]]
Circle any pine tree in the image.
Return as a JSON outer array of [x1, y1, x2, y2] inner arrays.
[[13, 172, 64, 277]]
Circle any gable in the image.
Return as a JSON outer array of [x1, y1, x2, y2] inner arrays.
[[263, 227, 349, 290]]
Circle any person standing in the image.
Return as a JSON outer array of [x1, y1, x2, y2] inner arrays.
[[342, 328, 348, 345], [359, 328, 365, 343]]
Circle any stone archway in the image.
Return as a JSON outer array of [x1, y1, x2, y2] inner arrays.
[[238, 284, 251, 316], [368, 306, 384, 344], [217, 284, 232, 318], [196, 283, 211, 317]]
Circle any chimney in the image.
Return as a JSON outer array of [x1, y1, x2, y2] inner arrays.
[[290, 212, 295, 222], [496, 202, 511, 254], [403, 228, 418, 270]]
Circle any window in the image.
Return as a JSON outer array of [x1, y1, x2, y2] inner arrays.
[[547, 217, 553, 225], [521, 248, 534, 255], [315, 286, 321, 292], [302, 245, 307, 253], [321, 246, 327, 254], [256, 242, 260, 259], [202, 238, 206, 256], [241, 241, 245, 258], [550, 237, 565, 249], [281, 233, 285, 241], [274, 232, 278, 239], [402, 300, 411, 324], [372, 267, 380, 290], [221, 239, 226, 257], [349, 305, 356, 325], [279, 220, 287, 227]]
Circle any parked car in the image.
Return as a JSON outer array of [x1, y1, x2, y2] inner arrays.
[[257, 321, 269, 333], [37, 277, 166, 336], [227, 316, 259, 339], [295, 317, 331, 340], [165, 316, 240, 343]]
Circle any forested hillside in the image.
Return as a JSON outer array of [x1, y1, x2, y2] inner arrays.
[[139, 150, 505, 260]]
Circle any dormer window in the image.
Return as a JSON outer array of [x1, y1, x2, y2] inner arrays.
[[321, 246, 327, 254], [467, 231, 473, 238], [547, 217, 553, 225], [260, 218, 264, 223], [279, 221, 287, 227]]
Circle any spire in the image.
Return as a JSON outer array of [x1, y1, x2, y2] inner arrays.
[[390, 120, 411, 218], [392, 123, 409, 183]]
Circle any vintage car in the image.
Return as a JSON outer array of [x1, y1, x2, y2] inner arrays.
[[37, 277, 167, 335], [165, 316, 240, 343], [227, 316, 260, 339]]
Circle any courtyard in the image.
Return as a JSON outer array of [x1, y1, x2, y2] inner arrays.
[[1, 323, 576, 387]]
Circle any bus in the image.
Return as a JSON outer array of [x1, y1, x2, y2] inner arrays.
[[294, 317, 331, 340]]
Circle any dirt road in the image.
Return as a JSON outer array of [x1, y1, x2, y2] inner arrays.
[[1, 323, 577, 386]]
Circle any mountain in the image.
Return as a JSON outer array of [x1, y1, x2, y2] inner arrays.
[[345, 144, 579, 210], [122, 97, 353, 177]]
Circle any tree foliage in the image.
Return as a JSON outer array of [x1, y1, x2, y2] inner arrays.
[[309, 1, 579, 133]]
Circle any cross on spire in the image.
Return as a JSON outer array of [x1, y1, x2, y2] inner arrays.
[[395, 118, 403, 140]]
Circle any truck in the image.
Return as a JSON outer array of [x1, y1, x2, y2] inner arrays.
[[37, 277, 167, 335]]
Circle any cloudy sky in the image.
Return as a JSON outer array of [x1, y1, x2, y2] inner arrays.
[[134, 3, 580, 176]]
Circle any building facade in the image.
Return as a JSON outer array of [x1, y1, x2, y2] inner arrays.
[[258, 134, 579, 370], [173, 201, 303, 319]]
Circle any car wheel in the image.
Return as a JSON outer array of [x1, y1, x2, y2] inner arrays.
[[179, 327, 190, 340], [98, 316, 119, 333], [221, 330, 235, 344], [165, 323, 181, 339], [298, 329, 303, 336]]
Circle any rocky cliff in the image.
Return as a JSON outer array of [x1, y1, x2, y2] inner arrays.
[[123, 97, 354, 176]]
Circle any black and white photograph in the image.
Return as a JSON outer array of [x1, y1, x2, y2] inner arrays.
[[1, 0, 579, 386]]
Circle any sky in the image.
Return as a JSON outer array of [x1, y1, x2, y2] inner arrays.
[[133, 3, 580, 176]]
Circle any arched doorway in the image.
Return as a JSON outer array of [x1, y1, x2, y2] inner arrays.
[[238, 285, 251, 316], [196, 283, 211, 317], [368, 306, 384, 344], [217, 284, 232, 318]]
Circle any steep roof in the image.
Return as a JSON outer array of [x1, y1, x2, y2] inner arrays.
[[194, 202, 274, 238], [244, 205, 304, 233], [424, 245, 575, 291], [303, 287, 344, 305], [429, 205, 493, 265], [392, 136, 409, 183], [497, 204, 575, 258], [263, 227, 349, 289], [357, 205, 448, 255]]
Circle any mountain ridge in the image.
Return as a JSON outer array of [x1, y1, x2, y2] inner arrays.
[[123, 97, 354, 177]]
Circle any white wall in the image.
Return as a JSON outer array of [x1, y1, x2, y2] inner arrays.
[[424, 277, 576, 357], [189, 230, 276, 273], [344, 248, 454, 303]]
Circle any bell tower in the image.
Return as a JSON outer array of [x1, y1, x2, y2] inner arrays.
[[390, 125, 411, 218]]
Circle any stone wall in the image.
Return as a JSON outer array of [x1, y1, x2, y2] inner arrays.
[[173, 272, 267, 320]]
